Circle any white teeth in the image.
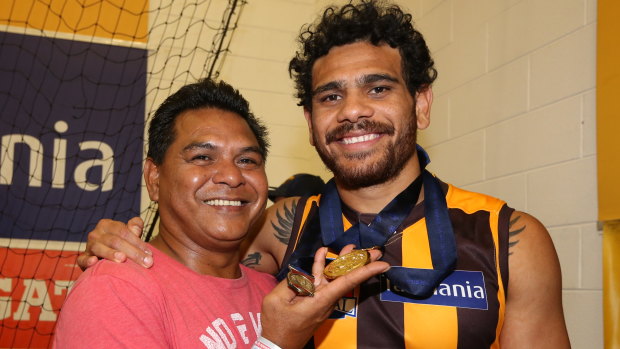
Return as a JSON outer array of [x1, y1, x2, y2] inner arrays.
[[204, 199, 243, 206], [341, 133, 379, 145]]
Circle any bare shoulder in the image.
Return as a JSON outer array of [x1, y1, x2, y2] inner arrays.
[[507, 211, 553, 256], [240, 197, 300, 275], [501, 210, 571, 348]]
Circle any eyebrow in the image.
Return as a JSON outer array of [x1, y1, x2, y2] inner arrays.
[[358, 73, 399, 85], [241, 146, 265, 158], [183, 142, 265, 158], [183, 142, 215, 152], [312, 73, 400, 96], [312, 80, 344, 96]]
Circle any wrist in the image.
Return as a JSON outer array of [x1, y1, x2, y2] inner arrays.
[[253, 336, 282, 349]]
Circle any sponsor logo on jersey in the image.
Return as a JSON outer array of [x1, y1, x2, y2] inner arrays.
[[328, 289, 358, 319], [380, 268, 488, 310]]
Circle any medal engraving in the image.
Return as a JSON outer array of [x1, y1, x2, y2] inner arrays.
[[323, 249, 371, 280], [287, 265, 315, 296]]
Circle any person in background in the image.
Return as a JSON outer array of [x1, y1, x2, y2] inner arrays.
[[268, 173, 325, 203], [54, 78, 387, 349], [78, 1, 570, 348]]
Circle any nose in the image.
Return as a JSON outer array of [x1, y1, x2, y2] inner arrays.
[[337, 91, 373, 123], [211, 160, 244, 188]]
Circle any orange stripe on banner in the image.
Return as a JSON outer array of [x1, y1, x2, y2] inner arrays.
[[402, 220, 458, 349], [0, 0, 148, 43], [597, 0, 620, 222]]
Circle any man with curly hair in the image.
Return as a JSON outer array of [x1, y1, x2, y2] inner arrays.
[[81, 1, 570, 348]]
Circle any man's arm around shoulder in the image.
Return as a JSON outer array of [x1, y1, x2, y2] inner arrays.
[[241, 196, 301, 274], [500, 211, 571, 348]]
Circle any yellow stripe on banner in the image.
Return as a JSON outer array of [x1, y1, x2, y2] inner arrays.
[[0, 0, 148, 43], [598, 1, 620, 343], [604, 221, 620, 349], [402, 220, 457, 349], [597, 0, 620, 221]]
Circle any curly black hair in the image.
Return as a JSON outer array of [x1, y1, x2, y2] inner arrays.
[[289, 0, 437, 110]]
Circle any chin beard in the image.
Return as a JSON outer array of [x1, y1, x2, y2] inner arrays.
[[315, 124, 418, 190], [317, 142, 413, 190]]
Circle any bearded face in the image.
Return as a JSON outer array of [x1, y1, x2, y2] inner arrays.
[[312, 117, 418, 189], [306, 42, 429, 191]]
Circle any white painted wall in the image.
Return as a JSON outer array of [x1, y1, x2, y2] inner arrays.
[[408, 0, 601, 348], [220, 0, 332, 187]]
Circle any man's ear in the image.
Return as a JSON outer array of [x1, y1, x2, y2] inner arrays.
[[143, 158, 160, 202], [415, 87, 433, 130], [303, 108, 315, 146]]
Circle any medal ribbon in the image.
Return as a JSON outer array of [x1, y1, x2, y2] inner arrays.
[[319, 175, 422, 251], [280, 146, 456, 298]]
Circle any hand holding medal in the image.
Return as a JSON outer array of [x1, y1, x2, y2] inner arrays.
[[286, 245, 383, 296], [263, 246, 389, 349], [323, 247, 380, 280]]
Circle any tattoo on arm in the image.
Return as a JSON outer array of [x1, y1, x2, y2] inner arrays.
[[270, 199, 298, 245], [508, 215, 525, 255], [242, 252, 262, 268]]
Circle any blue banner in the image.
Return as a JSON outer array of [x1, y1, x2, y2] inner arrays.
[[0, 32, 146, 242]]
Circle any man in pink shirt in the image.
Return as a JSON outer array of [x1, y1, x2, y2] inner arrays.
[[54, 78, 387, 349]]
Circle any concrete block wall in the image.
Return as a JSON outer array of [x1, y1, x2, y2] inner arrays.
[[220, 0, 333, 187], [408, 0, 601, 347]]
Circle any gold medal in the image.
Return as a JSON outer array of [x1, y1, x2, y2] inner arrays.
[[323, 249, 371, 280], [286, 265, 315, 296]]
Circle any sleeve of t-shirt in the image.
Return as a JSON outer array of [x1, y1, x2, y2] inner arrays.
[[53, 264, 169, 349]]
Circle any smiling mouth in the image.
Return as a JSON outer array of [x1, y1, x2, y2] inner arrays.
[[326, 120, 394, 145], [203, 199, 244, 207], [341, 133, 380, 145]]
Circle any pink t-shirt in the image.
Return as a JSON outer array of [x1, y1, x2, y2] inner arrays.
[[53, 246, 276, 348]]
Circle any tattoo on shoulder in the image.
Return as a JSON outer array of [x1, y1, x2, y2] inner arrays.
[[242, 252, 262, 268], [271, 199, 298, 245], [508, 215, 525, 255]]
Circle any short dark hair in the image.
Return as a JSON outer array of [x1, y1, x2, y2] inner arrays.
[[147, 78, 269, 165], [289, 0, 437, 110]]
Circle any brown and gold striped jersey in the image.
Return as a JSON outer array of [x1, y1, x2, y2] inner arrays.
[[281, 182, 513, 349]]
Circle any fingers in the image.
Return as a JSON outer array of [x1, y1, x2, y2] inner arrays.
[[76, 254, 99, 271], [311, 247, 328, 286], [367, 248, 383, 262], [267, 278, 298, 304], [315, 260, 390, 305], [86, 218, 153, 268], [84, 255, 99, 268], [338, 244, 355, 256], [311, 245, 384, 287], [127, 217, 144, 237], [259, 256, 389, 349]]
